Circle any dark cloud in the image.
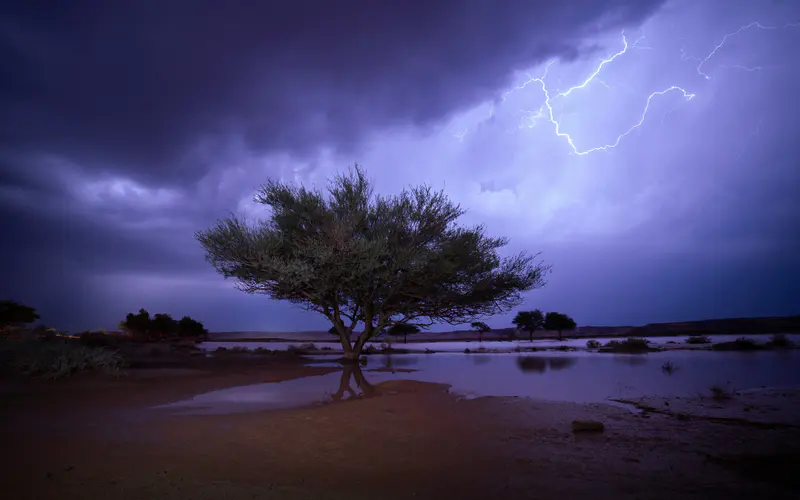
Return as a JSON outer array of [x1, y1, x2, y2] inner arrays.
[[4, 0, 797, 332], [1, 0, 664, 185]]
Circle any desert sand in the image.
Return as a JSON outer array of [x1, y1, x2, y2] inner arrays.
[[1, 351, 798, 500]]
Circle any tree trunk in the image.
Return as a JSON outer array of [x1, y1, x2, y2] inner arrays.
[[529, 330, 533, 342], [479, 332, 482, 343], [558, 330, 563, 341], [337, 330, 361, 363], [403, 333, 407, 344]]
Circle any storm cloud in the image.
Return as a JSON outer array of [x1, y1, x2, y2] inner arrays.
[[1, 0, 798, 331]]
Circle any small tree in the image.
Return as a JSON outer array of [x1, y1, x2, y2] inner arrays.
[[150, 313, 178, 339], [471, 321, 491, 342], [119, 308, 152, 339], [543, 312, 577, 341], [387, 323, 421, 344], [0, 300, 40, 333], [177, 316, 208, 341], [196, 166, 550, 361], [512, 309, 544, 342]]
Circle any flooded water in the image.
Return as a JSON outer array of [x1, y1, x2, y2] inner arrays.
[[155, 349, 800, 415], [199, 334, 800, 354]]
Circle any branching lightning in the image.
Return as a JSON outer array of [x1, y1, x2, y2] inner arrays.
[[453, 20, 799, 157], [689, 21, 800, 79], [495, 32, 695, 156]]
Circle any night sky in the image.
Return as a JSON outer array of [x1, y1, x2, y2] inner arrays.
[[1, 0, 798, 332]]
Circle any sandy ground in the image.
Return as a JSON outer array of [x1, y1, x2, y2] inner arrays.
[[1, 353, 799, 499]]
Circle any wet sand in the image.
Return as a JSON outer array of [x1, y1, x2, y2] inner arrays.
[[1, 353, 798, 499]]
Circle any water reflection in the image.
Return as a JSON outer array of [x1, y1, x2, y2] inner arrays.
[[517, 355, 579, 374], [332, 363, 376, 401], [156, 350, 800, 414]]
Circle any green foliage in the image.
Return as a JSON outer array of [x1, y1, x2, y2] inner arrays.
[[543, 312, 577, 340], [0, 339, 127, 379], [586, 339, 601, 349], [196, 165, 550, 359], [685, 335, 711, 344], [118, 309, 208, 341], [512, 310, 544, 341], [0, 300, 40, 331]]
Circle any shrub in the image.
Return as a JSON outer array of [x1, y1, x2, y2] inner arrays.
[[661, 361, 677, 375], [78, 331, 121, 348], [603, 338, 653, 352], [586, 339, 601, 349], [767, 334, 794, 348], [710, 383, 734, 401], [0, 339, 127, 379], [712, 337, 761, 351], [685, 335, 711, 344]]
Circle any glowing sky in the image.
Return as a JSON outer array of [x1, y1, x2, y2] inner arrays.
[[1, 0, 798, 331]]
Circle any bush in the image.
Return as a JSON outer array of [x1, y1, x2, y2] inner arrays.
[[603, 338, 653, 353], [767, 334, 794, 348], [586, 339, 601, 349], [710, 383, 734, 401], [78, 331, 123, 348], [712, 337, 761, 351], [0, 339, 127, 379], [661, 361, 677, 375], [685, 335, 711, 344]]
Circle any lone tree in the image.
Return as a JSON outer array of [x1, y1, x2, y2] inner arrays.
[[512, 309, 544, 342], [471, 321, 491, 342], [387, 323, 420, 344], [0, 300, 40, 333], [544, 312, 577, 341], [196, 166, 550, 362]]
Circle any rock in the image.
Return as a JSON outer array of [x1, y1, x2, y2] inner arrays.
[[571, 420, 605, 433]]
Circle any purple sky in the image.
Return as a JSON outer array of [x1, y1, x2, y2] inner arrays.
[[1, 0, 798, 332]]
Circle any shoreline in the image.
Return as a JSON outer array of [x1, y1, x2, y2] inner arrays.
[[2, 356, 799, 499]]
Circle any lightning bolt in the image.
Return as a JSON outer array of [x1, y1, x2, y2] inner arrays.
[[495, 32, 695, 156], [691, 21, 800, 80], [454, 20, 799, 156]]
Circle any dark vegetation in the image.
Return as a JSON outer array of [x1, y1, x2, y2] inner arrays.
[[711, 337, 762, 351], [118, 308, 208, 342], [586, 339, 601, 349], [470, 321, 491, 342], [196, 165, 550, 361], [543, 312, 577, 341], [386, 323, 421, 344], [1, 301, 210, 379], [601, 337, 657, 353], [512, 310, 544, 341], [685, 335, 711, 344]]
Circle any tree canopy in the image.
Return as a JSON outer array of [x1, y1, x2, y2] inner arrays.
[[470, 321, 491, 342], [543, 312, 577, 341], [386, 323, 421, 343], [196, 165, 550, 360], [0, 300, 40, 332], [118, 308, 208, 341], [512, 309, 544, 341]]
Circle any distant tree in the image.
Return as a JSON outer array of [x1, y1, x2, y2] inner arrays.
[[196, 165, 550, 361], [150, 313, 178, 339], [119, 308, 152, 339], [512, 309, 544, 342], [471, 321, 491, 342], [387, 323, 421, 344], [0, 300, 40, 333], [543, 312, 577, 341], [177, 316, 208, 341]]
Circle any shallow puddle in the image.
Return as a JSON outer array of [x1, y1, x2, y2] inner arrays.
[[155, 350, 800, 415]]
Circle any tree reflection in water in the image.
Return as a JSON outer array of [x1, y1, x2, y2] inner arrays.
[[517, 356, 578, 374], [331, 362, 377, 401]]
